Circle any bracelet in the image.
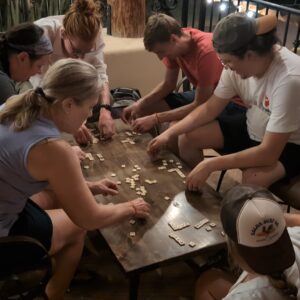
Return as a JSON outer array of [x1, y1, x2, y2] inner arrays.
[[99, 104, 112, 112], [154, 113, 160, 125]]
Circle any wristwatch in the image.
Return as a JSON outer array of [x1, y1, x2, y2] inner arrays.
[[99, 104, 112, 111]]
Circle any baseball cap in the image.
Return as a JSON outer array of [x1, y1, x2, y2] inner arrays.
[[213, 13, 277, 53], [221, 184, 295, 275]]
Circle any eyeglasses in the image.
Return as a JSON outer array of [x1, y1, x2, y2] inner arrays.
[[67, 38, 95, 57], [219, 57, 230, 69]]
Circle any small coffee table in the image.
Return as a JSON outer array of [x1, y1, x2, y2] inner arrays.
[[82, 120, 225, 299]]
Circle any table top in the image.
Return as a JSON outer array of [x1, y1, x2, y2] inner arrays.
[[82, 120, 225, 274]]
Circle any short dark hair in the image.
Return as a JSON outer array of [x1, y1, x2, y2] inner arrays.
[[144, 13, 182, 51], [0, 23, 45, 75], [221, 29, 279, 59]]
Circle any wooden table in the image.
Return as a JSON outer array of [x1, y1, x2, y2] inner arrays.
[[82, 120, 225, 300]]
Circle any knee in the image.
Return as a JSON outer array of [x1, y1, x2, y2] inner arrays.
[[69, 227, 87, 246], [77, 228, 87, 242], [178, 133, 193, 156], [242, 169, 260, 185], [194, 269, 231, 300]]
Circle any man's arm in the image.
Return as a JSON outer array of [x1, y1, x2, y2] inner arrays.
[[122, 67, 179, 123], [165, 94, 230, 138], [155, 85, 215, 123], [204, 131, 290, 173], [138, 67, 180, 112], [147, 94, 230, 154], [98, 82, 115, 138]]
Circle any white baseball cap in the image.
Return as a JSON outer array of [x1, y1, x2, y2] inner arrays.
[[221, 184, 295, 275]]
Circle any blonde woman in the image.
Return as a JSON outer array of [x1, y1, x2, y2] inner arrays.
[[0, 58, 150, 300], [31, 0, 114, 143]]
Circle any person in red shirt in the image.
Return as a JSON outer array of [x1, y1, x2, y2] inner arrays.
[[122, 13, 245, 154], [122, 14, 223, 133]]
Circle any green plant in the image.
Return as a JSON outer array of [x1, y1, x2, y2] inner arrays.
[[0, 0, 73, 31]]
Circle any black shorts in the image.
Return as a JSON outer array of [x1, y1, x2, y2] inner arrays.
[[165, 90, 195, 109], [8, 199, 53, 251], [217, 108, 300, 181]]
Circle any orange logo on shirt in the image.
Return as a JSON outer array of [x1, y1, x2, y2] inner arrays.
[[263, 96, 270, 110]]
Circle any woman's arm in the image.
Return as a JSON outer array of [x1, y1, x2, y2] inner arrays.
[[27, 139, 150, 230]]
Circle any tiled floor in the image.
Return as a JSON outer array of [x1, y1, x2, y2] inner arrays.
[[64, 149, 240, 300]]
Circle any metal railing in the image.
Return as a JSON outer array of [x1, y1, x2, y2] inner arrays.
[[181, 0, 300, 52]]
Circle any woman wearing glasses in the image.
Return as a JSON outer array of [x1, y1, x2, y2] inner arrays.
[[31, 0, 114, 143]]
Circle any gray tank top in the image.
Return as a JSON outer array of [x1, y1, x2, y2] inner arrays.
[[0, 117, 60, 236]]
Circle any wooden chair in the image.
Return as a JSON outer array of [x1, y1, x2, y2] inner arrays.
[[0, 235, 52, 299]]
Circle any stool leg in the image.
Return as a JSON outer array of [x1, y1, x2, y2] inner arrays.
[[129, 273, 140, 300], [216, 170, 227, 192]]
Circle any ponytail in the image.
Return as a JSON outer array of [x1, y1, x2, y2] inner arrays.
[[269, 271, 298, 298], [0, 89, 54, 131]]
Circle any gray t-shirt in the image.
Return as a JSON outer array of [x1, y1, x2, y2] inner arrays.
[[0, 116, 60, 236]]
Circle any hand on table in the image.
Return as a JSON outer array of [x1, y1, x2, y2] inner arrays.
[[121, 102, 140, 124], [98, 108, 115, 140], [147, 131, 171, 156], [74, 124, 93, 145], [129, 198, 151, 218], [90, 179, 119, 196], [186, 161, 211, 192], [132, 114, 156, 133]]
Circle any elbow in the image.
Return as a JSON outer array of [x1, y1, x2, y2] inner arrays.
[[71, 213, 100, 231], [258, 146, 281, 166], [164, 82, 177, 92]]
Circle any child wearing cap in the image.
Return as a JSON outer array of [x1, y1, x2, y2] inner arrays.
[[0, 23, 52, 104], [148, 13, 300, 191], [195, 184, 300, 299]]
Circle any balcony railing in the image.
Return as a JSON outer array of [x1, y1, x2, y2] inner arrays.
[[1, 0, 300, 53], [181, 0, 300, 52]]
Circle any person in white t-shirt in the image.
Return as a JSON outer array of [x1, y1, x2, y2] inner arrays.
[[147, 13, 300, 190], [194, 184, 300, 300], [31, 0, 115, 143]]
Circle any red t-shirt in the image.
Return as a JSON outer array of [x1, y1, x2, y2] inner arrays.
[[162, 28, 222, 88]]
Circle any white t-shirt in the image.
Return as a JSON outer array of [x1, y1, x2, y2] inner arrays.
[[214, 46, 300, 145], [30, 15, 108, 87], [223, 227, 300, 300]]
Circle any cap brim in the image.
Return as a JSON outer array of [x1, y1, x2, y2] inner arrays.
[[237, 228, 295, 275], [256, 14, 277, 35]]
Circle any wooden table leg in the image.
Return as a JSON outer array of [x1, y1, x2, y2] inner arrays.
[[129, 273, 140, 300]]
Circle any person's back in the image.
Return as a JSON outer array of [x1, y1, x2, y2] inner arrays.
[[224, 226, 300, 299], [195, 185, 299, 300], [0, 116, 60, 236], [162, 27, 222, 91]]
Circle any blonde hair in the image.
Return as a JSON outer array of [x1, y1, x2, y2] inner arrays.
[[227, 238, 297, 298], [0, 58, 103, 131], [63, 0, 102, 41], [144, 13, 182, 51]]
